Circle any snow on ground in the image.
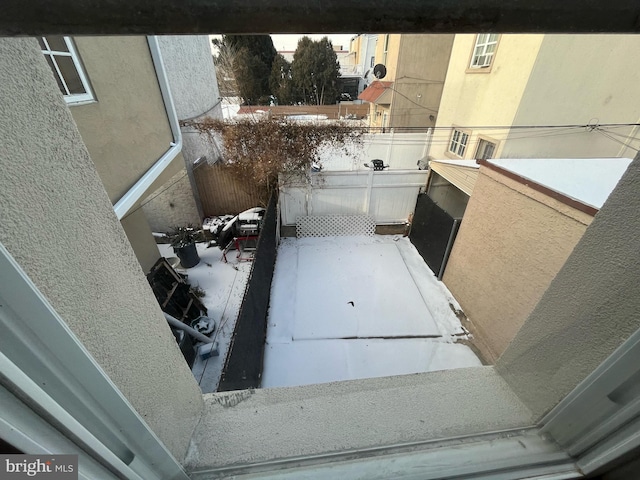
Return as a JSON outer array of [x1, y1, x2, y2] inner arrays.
[[488, 157, 632, 209], [158, 242, 251, 393], [262, 235, 480, 388]]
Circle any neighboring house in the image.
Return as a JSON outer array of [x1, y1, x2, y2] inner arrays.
[[358, 34, 454, 131], [4, 36, 640, 480], [143, 35, 224, 230], [431, 34, 640, 161], [344, 33, 377, 98], [39, 35, 221, 273], [442, 157, 632, 362]]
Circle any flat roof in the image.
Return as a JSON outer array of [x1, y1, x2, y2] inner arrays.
[[430, 159, 480, 169], [486, 158, 632, 210]]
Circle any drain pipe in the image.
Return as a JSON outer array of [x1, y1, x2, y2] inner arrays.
[[113, 36, 182, 219], [164, 313, 213, 344]]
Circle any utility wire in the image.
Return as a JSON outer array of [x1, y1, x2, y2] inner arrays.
[[596, 129, 640, 152]]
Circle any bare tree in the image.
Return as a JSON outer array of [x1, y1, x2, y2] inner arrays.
[[212, 38, 240, 98]]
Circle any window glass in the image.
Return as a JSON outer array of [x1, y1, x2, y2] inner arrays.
[[44, 36, 69, 53], [40, 37, 93, 104], [55, 56, 86, 94]]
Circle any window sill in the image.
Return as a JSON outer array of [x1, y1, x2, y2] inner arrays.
[[444, 149, 465, 160], [185, 366, 536, 475], [66, 98, 97, 107], [465, 66, 494, 74]]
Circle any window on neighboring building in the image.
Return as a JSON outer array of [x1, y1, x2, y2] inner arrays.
[[475, 138, 496, 160], [470, 34, 499, 68], [449, 129, 469, 157], [39, 36, 94, 104], [383, 34, 390, 64]]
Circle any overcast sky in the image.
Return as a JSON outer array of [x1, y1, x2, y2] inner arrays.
[[270, 34, 355, 51], [210, 34, 356, 54]]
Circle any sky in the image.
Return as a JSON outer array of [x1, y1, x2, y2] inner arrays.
[[210, 34, 356, 54], [270, 34, 355, 51]]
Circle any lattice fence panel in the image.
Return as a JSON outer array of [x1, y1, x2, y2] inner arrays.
[[296, 215, 376, 238]]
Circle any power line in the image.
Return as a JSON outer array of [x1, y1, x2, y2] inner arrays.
[[596, 129, 640, 152]]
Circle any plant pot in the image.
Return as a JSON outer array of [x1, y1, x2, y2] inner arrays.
[[174, 243, 200, 268]]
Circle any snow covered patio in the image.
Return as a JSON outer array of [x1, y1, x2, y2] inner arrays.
[[262, 235, 482, 388], [157, 242, 251, 393]]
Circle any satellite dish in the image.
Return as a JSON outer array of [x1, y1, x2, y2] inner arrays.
[[373, 64, 387, 79]]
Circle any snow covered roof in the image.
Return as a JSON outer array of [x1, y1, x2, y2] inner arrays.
[[486, 158, 632, 210], [430, 159, 480, 169]]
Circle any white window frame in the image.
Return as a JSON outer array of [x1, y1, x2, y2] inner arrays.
[[475, 138, 497, 160], [0, 243, 188, 480], [449, 129, 470, 157], [383, 34, 390, 64], [470, 34, 499, 69], [40, 36, 95, 105]]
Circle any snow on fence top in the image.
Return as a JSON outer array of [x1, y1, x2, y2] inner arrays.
[[296, 215, 376, 238]]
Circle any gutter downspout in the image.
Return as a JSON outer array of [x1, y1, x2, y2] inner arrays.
[[113, 36, 182, 219]]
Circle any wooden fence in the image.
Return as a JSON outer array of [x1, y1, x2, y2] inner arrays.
[[194, 162, 267, 216]]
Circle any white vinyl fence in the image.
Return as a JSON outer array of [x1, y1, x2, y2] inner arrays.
[[318, 131, 432, 171], [280, 169, 429, 225]]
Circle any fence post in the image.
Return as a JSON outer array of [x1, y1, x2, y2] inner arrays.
[[385, 128, 394, 166], [365, 166, 374, 216]]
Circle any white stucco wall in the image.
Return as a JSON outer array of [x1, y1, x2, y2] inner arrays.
[[0, 38, 203, 461], [158, 35, 222, 121]]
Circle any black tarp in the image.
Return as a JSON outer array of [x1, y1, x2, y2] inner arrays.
[[409, 194, 460, 278], [218, 194, 277, 391]]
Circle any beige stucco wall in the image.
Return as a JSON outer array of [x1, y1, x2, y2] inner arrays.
[[390, 34, 454, 129], [0, 38, 203, 461], [70, 36, 175, 204], [142, 167, 201, 232], [120, 208, 161, 272], [68, 36, 197, 263], [501, 35, 640, 159], [498, 156, 640, 418], [443, 167, 593, 362], [374, 34, 401, 81], [431, 34, 544, 160]]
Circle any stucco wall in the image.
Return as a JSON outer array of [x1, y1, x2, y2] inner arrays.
[[431, 34, 544, 160], [142, 165, 201, 232], [501, 35, 640, 159], [497, 156, 640, 418], [0, 38, 203, 461], [157, 35, 222, 121], [443, 167, 592, 361], [374, 34, 401, 80], [187, 367, 533, 470], [390, 35, 454, 129], [70, 36, 174, 204], [120, 208, 161, 272]]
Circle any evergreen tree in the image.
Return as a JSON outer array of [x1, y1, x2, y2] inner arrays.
[[269, 54, 294, 105], [215, 35, 277, 105], [291, 36, 340, 105]]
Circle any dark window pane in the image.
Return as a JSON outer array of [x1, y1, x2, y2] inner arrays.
[[45, 56, 66, 94], [38, 37, 47, 50], [56, 56, 85, 94], [44, 36, 69, 53]]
